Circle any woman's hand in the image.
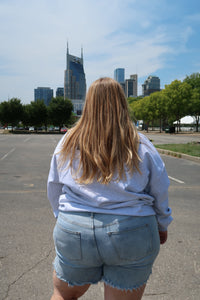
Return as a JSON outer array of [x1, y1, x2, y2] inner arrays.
[[159, 231, 168, 244]]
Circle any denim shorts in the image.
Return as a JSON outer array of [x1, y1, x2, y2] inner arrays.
[[53, 211, 160, 291]]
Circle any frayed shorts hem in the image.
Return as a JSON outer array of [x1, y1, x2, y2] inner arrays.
[[53, 268, 150, 292], [102, 274, 150, 292]]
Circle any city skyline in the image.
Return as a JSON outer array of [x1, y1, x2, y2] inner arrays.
[[64, 45, 86, 101], [0, 0, 200, 104]]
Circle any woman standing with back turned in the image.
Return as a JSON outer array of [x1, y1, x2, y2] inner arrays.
[[47, 77, 172, 300]]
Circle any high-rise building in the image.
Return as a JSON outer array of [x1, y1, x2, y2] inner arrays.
[[142, 75, 160, 96], [114, 68, 125, 83], [56, 87, 64, 97], [125, 74, 138, 97], [34, 87, 53, 106], [64, 44, 86, 101]]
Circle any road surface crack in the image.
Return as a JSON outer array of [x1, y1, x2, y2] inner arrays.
[[145, 292, 168, 296], [2, 249, 52, 300]]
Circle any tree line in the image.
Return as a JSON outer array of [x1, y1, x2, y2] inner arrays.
[[0, 96, 74, 131], [128, 72, 200, 132], [1, 72, 200, 132]]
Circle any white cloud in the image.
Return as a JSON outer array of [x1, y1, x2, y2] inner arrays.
[[181, 26, 194, 46], [0, 0, 198, 103]]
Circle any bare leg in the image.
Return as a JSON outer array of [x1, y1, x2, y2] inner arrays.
[[104, 283, 146, 300], [51, 270, 90, 300]]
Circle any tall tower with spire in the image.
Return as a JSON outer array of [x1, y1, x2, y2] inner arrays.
[[64, 44, 86, 102]]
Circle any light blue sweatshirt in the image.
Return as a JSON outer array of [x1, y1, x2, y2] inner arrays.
[[47, 133, 172, 231]]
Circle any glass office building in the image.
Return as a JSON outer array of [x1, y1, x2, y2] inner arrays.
[[56, 87, 64, 97], [125, 74, 138, 97], [142, 75, 160, 96], [34, 87, 53, 106], [64, 45, 86, 101], [114, 68, 125, 83]]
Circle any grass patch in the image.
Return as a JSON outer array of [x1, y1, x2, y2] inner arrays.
[[155, 142, 200, 157]]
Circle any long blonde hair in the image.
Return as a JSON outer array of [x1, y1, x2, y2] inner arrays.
[[59, 77, 141, 184]]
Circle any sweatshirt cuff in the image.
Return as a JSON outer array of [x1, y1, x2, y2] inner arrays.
[[157, 215, 173, 231]]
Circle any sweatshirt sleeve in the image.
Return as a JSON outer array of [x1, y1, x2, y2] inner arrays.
[[149, 165, 172, 231], [47, 152, 63, 218], [47, 134, 67, 218], [142, 138, 173, 231]]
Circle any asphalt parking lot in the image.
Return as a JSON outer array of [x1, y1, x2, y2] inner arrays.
[[0, 133, 200, 300]]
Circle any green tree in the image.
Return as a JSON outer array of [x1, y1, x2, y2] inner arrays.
[[183, 73, 200, 132], [127, 96, 141, 105], [0, 98, 23, 129], [22, 100, 48, 130], [127, 97, 143, 124], [0, 101, 9, 127], [130, 98, 144, 120], [164, 80, 192, 132], [150, 91, 168, 132], [189, 88, 200, 132], [22, 104, 33, 128], [48, 97, 73, 129], [128, 104, 137, 123], [131, 97, 153, 132], [183, 73, 200, 91], [143, 96, 158, 131]]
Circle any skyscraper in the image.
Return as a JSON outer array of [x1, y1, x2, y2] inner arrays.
[[64, 44, 86, 101], [34, 87, 53, 106], [142, 75, 160, 96], [56, 87, 64, 97], [114, 68, 125, 83], [125, 74, 138, 97]]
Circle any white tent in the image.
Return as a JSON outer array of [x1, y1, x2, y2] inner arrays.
[[173, 115, 196, 125]]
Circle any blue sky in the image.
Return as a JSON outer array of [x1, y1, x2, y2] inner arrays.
[[0, 0, 200, 104]]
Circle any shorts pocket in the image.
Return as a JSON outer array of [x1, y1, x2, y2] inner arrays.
[[53, 222, 82, 261], [107, 224, 153, 262]]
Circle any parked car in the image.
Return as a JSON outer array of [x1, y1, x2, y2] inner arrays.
[[60, 127, 68, 133]]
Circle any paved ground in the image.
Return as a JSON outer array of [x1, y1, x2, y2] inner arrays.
[[0, 133, 200, 300]]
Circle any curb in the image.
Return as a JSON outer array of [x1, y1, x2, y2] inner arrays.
[[156, 148, 200, 164]]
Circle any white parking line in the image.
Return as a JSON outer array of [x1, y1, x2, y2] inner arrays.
[[24, 137, 31, 142], [168, 176, 185, 184], [0, 148, 16, 160]]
